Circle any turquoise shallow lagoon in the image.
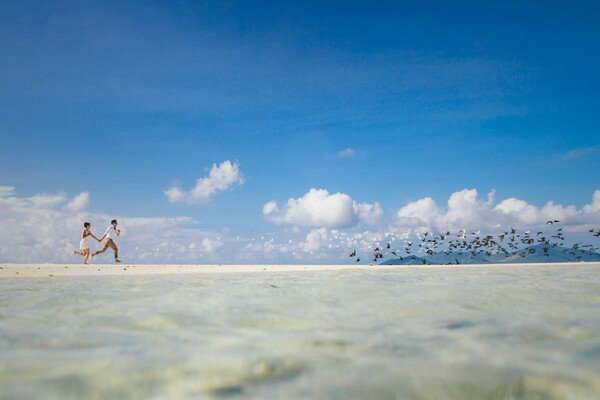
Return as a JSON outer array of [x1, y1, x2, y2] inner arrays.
[[1, 265, 600, 399]]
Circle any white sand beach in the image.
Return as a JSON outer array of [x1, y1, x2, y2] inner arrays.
[[2, 262, 599, 278]]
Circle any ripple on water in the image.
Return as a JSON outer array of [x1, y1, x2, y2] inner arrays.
[[1, 266, 600, 398]]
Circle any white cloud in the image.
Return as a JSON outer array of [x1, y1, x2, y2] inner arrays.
[[0, 186, 365, 264], [0, 186, 228, 263], [393, 197, 441, 229], [64, 191, 90, 212], [354, 202, 383, 226], [302, 228, 330, 252], [393, 188, 600, 233], [583, 190, 600, 213], [201, 237, 223, 252], [494, 197, 540, 225], [564, 146, 600, 160], [0, 190, 89, 263], [28, 193, 67, 208], [0, 190, 82, 210], [0, 186, 15, 197], [165, 160, 244, 204], [263, 188, 382, 229], [3, 183, 599, 265], [337, 148, 355, 158]]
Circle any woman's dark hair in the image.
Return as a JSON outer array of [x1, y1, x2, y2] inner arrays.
[[84, 222, 91, 228]]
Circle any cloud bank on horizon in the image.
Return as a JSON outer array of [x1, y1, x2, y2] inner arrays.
[[0, 2, 598, 263], [394, 188, 600, 233], [1, 181, 599, 264]]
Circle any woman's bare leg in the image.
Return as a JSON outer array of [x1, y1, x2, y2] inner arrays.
[[83, 249, 90, 264], [73, 250, 85, 256]]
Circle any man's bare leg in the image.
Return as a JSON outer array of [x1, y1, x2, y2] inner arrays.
[[105, 239, 121, 263], [92, 242, 110, 260]]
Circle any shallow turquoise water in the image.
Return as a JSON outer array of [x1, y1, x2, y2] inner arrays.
[[1, 266, 600, 399]]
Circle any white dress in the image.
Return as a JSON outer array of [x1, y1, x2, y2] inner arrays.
[[79, 229, 90, 250]]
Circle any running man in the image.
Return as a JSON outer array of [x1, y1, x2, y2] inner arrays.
[[92, 219, 122, 263]]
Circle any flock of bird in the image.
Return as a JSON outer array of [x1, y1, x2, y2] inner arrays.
[[349, 221, 600, 265]]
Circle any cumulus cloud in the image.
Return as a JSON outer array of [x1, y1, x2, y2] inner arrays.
[[4, 183, 599, 265], [354, 202, 383, 226], [0, 186, 227, 263], [393, 188, 600, 233], [302, 228, 331, 252], [0, 185, 380, 265], [0, 186, 15, 197], [165, 160, 244, 204], [263, 188, 382, 229], [28, 193, 67, 208], [0, 186, 365, 264], [201, 237, 223, 252], [337, 148, 356, 158], [0, 190, 91, 262], [64, 191, 90, 212], [583, 190, 600, 213]]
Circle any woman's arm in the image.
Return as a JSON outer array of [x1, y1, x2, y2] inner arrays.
[[90, 233, 102, 242]]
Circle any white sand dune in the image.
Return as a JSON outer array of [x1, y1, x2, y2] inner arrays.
[[1, 262, 599, 277]]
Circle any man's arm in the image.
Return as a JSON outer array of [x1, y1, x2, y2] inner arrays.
[[98, 227, 109, 242]]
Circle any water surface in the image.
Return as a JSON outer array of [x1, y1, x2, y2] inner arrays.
[[1, 265, 600, 399]]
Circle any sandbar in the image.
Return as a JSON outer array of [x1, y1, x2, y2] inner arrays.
[[1, 262, 599, 277]]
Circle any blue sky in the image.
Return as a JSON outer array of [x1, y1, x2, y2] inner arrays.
[[1, 1, 599, 263]]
